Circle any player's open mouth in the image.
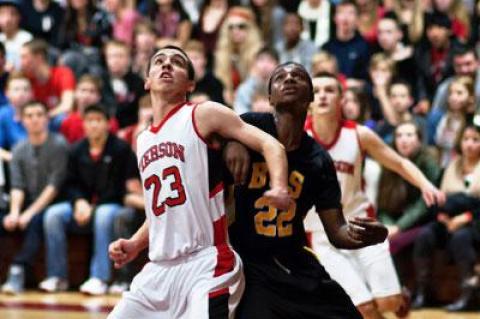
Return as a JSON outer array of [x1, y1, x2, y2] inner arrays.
[[160, 72, 173, 79]]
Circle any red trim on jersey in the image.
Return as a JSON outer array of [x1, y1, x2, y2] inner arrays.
[[366, 204, 376, 218], [210, 182, 224, 198], [305, 231, 313, 248], [343, 120, 357, 129], [150, 101, 188, 133], [191, 103, 210, 145], [212, 215, 235, 277], [208, 287, 229, 299], [311, 120, 343, 150]]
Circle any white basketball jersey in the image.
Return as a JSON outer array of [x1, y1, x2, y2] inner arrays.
[[306, 120, 373, 218], [136, 102, 229, 262]]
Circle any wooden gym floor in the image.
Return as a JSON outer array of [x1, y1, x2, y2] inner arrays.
[[0, 291, 479, 318]]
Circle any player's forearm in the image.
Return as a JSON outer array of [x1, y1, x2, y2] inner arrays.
[[398, 158, 434, 192], [261, 137, 288, 190], [130, 220, 149, 251]]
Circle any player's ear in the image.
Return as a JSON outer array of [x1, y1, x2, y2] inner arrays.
[[144, 77, 151, 91], [186, 80, 196, 93]]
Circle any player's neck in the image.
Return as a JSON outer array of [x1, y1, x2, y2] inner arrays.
[[274, 111, 306, 152], [150, 92, 187, 126], [312, 112, 340, 144]]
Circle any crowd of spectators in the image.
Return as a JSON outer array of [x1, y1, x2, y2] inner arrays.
[[0, 0, 479, 312]]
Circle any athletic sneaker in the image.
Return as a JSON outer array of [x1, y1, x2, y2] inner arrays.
[[1, 265, 25, 294], [79, 278, 108, 295], [108, 281, 129, 295], [39, 277, 69, 292]]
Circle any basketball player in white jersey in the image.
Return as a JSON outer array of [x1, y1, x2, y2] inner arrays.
[[107, 46, 290, 319], [304, 73, 445, 319]]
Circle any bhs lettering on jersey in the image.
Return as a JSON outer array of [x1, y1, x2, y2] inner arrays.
[[140, 142, 185, 172], [334, 161, 354, 175], [248, 162, 304, 200]]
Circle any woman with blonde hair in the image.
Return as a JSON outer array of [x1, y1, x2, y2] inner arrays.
[[389, 0, 425, 43], [214, 6, 263, 105]]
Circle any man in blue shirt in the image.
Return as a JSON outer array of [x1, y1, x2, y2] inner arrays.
[[0, 73, 31, 161]]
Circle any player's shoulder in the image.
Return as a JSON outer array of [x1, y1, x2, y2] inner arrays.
[[240, 112, 275, 131], [303, 134, 336, 171], [304, 133, 329, 158]]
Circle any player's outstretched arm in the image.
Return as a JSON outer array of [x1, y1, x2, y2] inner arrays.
[[357, 125, 445, 207], [320, 208, 388, 249], [195, 102, 290, 210], [109, 220, 149, 268]]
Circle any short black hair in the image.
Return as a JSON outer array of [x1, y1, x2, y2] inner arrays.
[[268, 62, 313, 97], [425, 11, 451, 29], [452, 44, 478, 59], [20, 100, 48, 116], [146, 45, 195, 81], [83, 104, 110, 120]]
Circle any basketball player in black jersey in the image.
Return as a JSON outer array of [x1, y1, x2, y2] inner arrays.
[[225, 62, 388, 318]]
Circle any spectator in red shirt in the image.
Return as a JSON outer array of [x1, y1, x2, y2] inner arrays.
[[20, 39, 75, 128], [61, 74, 118, 144]]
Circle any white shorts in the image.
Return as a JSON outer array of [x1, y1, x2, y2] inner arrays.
[[108, 245, 244, 319], [310, 230, 401, 305]]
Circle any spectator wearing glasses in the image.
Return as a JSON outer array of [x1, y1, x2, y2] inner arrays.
[[214, 6, 262, 105]]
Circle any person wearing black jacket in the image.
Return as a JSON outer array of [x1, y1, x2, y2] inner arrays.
[[39, 104, 138, 295]]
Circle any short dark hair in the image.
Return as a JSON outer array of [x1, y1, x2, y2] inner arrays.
[[268, 62, 313, 100], [21, 100, 48, 116], [256, 47, 279, 63], [312, 71, 343, 95], [83, 104, 110, 120], [23, 39, 49, 60], [425, 11, 451, 29], [452, 44, 478, 59], [336, 0, 359, 14], [146, 45, 195, 81]]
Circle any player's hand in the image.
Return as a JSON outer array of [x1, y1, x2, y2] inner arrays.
[[109, 238, 140, 269], [263, 187, 291, 211], [224, 141, 250, 185], [3, 213, 19, 231], [421, 185, 445, 207], [347, 216, 388, 246]]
